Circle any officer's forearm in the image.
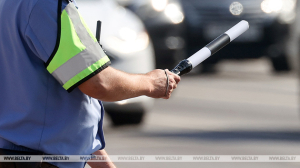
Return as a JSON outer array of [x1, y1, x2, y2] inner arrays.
[[87, 150, 116, 168], [78, 66, 164, 102]]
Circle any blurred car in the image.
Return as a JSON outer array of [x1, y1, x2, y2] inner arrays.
[[117, 0, 187, 70], [76, 0, 155, 125], [181, 0, 297, 73]]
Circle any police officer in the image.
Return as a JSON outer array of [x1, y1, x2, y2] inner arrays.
[[0, 0, 180, 168]]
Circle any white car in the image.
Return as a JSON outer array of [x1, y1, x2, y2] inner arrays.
[[76, 0, 155, 125]]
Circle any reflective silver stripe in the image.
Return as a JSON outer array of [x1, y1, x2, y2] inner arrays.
[[52, 41, 107, 85], [64, 3, 95, 47]]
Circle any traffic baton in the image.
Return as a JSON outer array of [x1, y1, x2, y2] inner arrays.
[[171, 20, 249, 76]]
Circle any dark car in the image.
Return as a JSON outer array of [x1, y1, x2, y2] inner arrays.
[[118, 0, 187, 70], [182, 0, 297, 73]]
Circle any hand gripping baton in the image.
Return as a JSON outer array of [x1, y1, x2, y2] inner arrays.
[[171, 20, 249, 76]]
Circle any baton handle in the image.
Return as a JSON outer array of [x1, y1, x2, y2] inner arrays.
[[171, 60, 193, 76]]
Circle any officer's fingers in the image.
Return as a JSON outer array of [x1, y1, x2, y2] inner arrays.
[[173, 74, 181, 84], [169, 78, 178, 90], [163, 83, 175, 100], [163, 92, 172, 99], [166, 69, 181, 84], [162, 70, 178, 99], [173, 83, 178, 89], [169, 82, 174, 90]]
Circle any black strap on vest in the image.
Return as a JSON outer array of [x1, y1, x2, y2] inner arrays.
[[45, 0, 63, 66]]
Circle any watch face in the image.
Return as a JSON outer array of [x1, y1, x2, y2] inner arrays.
[[229, 2, 244, 15]]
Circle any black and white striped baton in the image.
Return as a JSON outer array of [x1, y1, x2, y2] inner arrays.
[[171, 20, 249, 76]]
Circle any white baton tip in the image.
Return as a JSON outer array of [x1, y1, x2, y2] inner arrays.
[[225, 20, 249, 41], [187, 47, 211, 68]]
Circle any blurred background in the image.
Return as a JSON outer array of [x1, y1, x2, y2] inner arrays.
[[76, 0, 300, 167]]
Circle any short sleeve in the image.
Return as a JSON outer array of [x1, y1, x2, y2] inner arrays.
[[26, 0, 111, 92], [25, 0, 64, 62]]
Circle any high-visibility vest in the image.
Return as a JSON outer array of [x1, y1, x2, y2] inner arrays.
[[46, 0, 110, 92]]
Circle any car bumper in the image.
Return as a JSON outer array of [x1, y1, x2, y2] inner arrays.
[[103, 96, 154, 113]]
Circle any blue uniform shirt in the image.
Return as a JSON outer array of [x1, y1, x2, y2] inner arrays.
[[0, 0, 106, 167]]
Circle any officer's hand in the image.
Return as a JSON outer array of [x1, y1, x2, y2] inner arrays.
[[146, 69, 181, 99]]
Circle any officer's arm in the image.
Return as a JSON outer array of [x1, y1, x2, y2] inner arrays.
[[87, 149, 116, 168], [78, 66, 180, 102]]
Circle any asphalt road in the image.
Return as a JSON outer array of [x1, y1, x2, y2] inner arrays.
[[87, 59, 300, 168]]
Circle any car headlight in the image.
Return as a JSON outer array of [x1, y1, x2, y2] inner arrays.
[[261, 0, 297, 23], [261, 0, 296, 13], [106, 27, 149, 54], [261, 0, 283, 13], [151, 0, 184, 24], [164, 3, 185, 24], [151, 0, 168, 11]]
